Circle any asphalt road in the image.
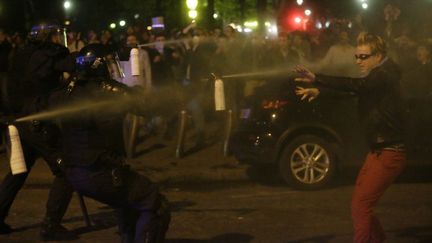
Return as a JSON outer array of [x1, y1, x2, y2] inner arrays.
[[0, 178, 431, 242], [0, 135, 432, 242]]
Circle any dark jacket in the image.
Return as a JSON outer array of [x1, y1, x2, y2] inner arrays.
[[27, 42, 75, 98], [315, 58, 405, 149], [59, 79, 130, 167], [7, 41, 75, 114]]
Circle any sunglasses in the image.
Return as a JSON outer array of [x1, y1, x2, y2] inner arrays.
[[355, 53, 374, 60]]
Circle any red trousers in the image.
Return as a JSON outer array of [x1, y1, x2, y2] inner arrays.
[[351, 150, 406, 243]]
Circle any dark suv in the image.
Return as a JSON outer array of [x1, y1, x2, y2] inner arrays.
[[229, 76, 431, 190]]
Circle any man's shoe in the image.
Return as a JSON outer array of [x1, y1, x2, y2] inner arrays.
[[0, 222, 13, 234], [40, 222, 75, 241]]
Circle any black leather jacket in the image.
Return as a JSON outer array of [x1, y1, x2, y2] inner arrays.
[[316, 58, 406, 149]]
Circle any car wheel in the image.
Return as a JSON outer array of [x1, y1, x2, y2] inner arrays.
[[279, 135, 337, 190]]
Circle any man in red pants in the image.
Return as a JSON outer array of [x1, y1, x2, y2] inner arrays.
[[294, 32, 407, 242]]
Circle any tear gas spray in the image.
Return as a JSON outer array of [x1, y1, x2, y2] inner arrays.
[[7, 125, 27, 175], [130, 48, 140, 76], [213, 74, 226, 111]]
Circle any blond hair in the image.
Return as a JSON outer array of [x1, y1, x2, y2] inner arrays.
[[357, 32, 387, 56]]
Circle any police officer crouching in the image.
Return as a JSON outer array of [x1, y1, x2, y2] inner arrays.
[[58, 44, 170, 242]]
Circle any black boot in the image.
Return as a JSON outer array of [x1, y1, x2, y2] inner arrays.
[[40, 219, 76, 241], [0, 222, 13, 234]]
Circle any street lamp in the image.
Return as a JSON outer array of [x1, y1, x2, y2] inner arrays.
[[64, 1, 71, 10], [296, 0, 303, 6], [305, 9, 312, 16], [186, 0, 198, 10], [119, 20, 126, 27], [186, 0, 198, 20], [110, 23, 116, 29], [188, 10, 198, 19]]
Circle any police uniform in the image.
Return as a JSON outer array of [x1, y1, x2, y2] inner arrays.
[[59, 44, 170, 243], [0, 25, 75, 238]]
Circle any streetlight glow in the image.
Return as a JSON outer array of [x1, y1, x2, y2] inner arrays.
[[213, 13, 218, 19], [296, 0, 303, 5], [110, 23, 116, 29], [64, 1, 71, 9], [362, 3, 368, 9], [188, 10, 197, 19], [305, 9, 312, 16], [294, 17, 302, 23], [244, 28, 252, 33], [244, 21, 258, 27], [119, 20, 126, 27], [186, 0, 198, 10]]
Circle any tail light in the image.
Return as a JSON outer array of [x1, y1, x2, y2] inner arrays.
[[261, 99, 289, 109]]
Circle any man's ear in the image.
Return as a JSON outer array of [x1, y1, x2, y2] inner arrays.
[[375, 52, 384, 61]]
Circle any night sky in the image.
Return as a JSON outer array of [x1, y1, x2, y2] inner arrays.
[[1, 0, 431, 33]]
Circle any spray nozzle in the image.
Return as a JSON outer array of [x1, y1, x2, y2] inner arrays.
[[210, 73, 219, 80], [66, 77, 77, 95]]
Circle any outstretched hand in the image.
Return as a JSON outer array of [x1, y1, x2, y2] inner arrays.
[[293, 65, 316, 83], [295, 87, 320, 102]]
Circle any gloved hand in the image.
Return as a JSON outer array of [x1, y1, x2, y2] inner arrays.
[[0, 115, 15, 125], [0, 115, 15, 127]]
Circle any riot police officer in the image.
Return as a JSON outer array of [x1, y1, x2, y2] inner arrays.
[[59, 43, 170, 243], [0, 23, 75, 240]]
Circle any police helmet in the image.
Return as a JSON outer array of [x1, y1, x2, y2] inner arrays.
[[76, 44, 124, 80], [29, 22, 67, 47]]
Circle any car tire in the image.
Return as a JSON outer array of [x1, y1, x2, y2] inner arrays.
[[279, 135, 337, 190]]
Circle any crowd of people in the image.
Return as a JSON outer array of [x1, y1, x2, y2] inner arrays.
[[0, 5, 430, 105], [0, 2, 431, 243]]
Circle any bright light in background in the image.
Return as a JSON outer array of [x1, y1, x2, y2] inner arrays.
[[325, 21, 330, 28], [186, 0, 198, 10], [296, 0, 303, 5], [134, 14, 140, 19], [119, 20, 126, 27], [244, 28, 252, 33], [265, 21, 271, 27], [64, 20, 71, 26], [213, 13, 218, 19], [362, 2, 368, 9], [236, 26, 243, 32], [294, 17, 302, 23], [110, 23, 116, 29], [147, 26, 152, 31], [244, 21, 258, 27], [316, 21, 322, 29], [63, 1, 71, 10], [304, 9, 311, 16], [188, 10, 197, 19]]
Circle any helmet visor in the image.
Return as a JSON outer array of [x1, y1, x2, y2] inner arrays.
[[105, 53, 125, 81]]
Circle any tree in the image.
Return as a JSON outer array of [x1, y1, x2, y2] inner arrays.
[[256, 0, 267, 34]]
